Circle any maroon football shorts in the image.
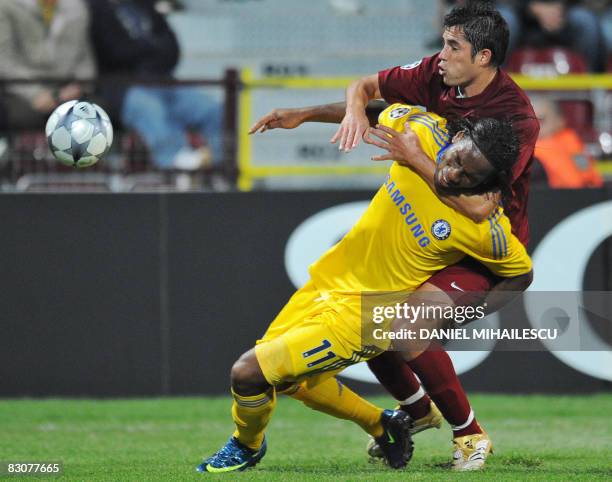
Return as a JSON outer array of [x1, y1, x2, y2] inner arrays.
[[426, 257, 502, 307]]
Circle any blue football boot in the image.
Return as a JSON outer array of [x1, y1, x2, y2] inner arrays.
[[196, 436, 267, 473], [374, 409, 414, 469]]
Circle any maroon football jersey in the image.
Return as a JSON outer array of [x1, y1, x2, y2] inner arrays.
[[378, 53, 539, 246]]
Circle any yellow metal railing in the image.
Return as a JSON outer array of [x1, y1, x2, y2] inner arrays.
[[238, 72, 612, 190], [247, 74, 612, 90]]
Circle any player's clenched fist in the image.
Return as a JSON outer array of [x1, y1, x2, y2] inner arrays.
[[330, 110, 370, 152], [248, 108, 307, 134]]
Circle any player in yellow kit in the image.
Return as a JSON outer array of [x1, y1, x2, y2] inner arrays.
[[197, 105, 533, 473], [311, 104, 528, 294]]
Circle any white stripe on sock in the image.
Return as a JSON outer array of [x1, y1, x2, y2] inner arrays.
[[451, 409, 474, 431], [398, 386, 425, 406], [234, 395, 271, 407]]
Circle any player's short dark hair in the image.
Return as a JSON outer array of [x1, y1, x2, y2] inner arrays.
[[448, 117, 519, 203], [443, 1, 509, 67]]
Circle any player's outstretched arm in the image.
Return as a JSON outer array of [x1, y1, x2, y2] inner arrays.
[[365, 124, 499, 223], [249, 104, 343, 134], [248, 100, 387, 135]]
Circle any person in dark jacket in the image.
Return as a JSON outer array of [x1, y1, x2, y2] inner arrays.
[[88, 0, 222, 169]]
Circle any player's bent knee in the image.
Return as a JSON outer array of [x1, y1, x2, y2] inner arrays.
[[230, 350, 269, 395]]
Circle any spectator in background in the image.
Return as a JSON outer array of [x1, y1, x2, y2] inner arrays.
[[0, 0, 96, 129], [582, 0, 612, 59], [496, 0, 607, 72], [532, 97, 603, 188], [87, 0, 223, 170]]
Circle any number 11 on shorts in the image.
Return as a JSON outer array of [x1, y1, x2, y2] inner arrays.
[[302, 339, 336, 368]]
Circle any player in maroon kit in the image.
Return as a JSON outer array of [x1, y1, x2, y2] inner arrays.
[[249, 3, 538, 471]]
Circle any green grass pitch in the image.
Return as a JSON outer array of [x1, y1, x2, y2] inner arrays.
[[1, 393, 611, 481]]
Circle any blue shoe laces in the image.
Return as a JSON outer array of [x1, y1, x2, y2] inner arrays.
[[207, 437, 253, 467]]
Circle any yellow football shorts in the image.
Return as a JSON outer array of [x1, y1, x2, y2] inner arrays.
[[255, 280, 379, 388]]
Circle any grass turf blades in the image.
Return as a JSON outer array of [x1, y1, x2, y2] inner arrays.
[[1, 394, 611, 481]]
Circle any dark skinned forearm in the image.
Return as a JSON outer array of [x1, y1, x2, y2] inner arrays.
[[483, 270, 533, 314], [299, 100, 388, 126]]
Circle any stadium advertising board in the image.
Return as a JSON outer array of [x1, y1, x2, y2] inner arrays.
[[0, 188, 610, 396]]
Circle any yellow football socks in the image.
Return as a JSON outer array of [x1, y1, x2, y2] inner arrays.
[[289, 377, 384, 437], [231, 388, 276, 450]]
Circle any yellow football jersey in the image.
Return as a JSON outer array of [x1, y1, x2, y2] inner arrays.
[[309, 104, 532, 296]]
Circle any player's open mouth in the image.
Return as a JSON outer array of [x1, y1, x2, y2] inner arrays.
[[437, 168, 450, 187]]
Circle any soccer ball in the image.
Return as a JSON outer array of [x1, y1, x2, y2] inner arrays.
[[45, 100, 113, 168]]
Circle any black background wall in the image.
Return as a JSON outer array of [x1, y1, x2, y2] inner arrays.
[[1, 188, 610, 396]]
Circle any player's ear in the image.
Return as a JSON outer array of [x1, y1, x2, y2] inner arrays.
[[477, 48, 493, 67], [451, 130, 466, 143]]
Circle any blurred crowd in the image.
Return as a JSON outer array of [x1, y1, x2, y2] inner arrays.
[[0, 0, 222, 173], [0, 0, 610, 189]]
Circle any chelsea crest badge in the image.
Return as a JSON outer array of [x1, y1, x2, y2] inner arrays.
[[431, 219, 451, 240], [390, 107, 411, 119]]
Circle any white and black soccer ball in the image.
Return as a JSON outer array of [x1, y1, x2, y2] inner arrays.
[[45, 100, 113, 168]]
